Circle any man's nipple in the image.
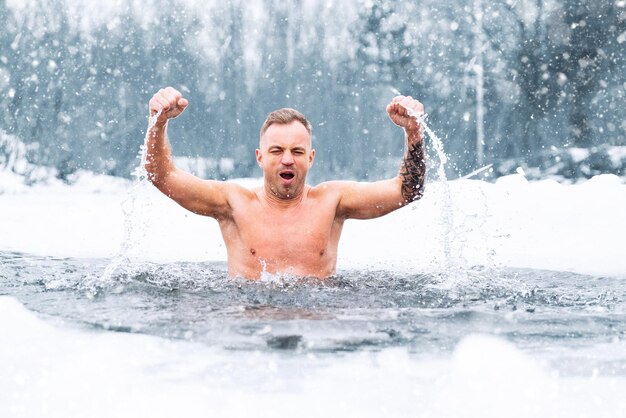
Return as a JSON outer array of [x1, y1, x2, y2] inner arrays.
[[250, 248, 256, 255]]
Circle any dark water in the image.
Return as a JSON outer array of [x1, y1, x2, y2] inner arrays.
[[1, 250, 626, 373]]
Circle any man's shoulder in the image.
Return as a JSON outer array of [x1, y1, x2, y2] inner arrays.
[[310, 180, 357, 192], [310, 180, 363, 196], [222, 180, 260, 201], [307, 180, 358, 202]]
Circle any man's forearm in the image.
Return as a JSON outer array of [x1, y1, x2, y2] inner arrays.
[[144, 123, 175, 184], [398, 130, 426, 203]]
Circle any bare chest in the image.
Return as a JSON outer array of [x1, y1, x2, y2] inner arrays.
[[234, 206, 336, 256], [218, 187, 344, 278]]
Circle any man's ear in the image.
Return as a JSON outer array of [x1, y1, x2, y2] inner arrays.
[[309, 149, 315, 167], [255, 149, 262, 167]]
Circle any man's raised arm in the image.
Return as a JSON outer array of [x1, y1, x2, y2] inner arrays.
[[335, 95, 426, 220], [145, 87, 232, 219]]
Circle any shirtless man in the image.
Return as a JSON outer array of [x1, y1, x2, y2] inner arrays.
[[145, 87, 425, 279]]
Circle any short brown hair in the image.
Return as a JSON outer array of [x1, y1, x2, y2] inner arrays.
[[260, 108, 312, 140]]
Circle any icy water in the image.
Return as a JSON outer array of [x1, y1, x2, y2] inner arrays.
[[2, 250, 625, 376]]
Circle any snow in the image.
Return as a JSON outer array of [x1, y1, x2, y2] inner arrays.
[[568, 147, 590, 163]]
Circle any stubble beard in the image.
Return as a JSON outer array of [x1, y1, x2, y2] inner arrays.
[[266, 176, 304, 201]]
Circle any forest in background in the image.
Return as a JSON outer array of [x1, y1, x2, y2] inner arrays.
[[0, 0, 624, 183]]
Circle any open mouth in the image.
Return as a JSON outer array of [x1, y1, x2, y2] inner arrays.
[[280, 172, 295, 180]]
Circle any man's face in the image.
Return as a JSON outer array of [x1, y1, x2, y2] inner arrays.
[[256, 121, 315, 200]]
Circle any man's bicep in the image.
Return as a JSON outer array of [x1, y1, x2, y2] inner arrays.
[[336, 178, 405, 220], [157, 168, 231, 218]]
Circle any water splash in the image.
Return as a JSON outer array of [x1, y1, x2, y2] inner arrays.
[[405, 108, 448, 182], [96, 111, 162, 292], [132, 110, 161, 181], [403, 106, 500, 288], [404, 107, 454, 267]]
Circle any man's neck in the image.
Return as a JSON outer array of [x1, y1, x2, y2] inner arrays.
[[262, 184, 307, 209]]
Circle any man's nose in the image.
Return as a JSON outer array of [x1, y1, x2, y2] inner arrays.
[[281, 151, 295, 165]]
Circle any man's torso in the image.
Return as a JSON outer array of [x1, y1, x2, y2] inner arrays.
[[217, 184, 345, 278]]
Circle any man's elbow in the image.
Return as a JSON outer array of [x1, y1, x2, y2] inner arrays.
[[398, 179, 425, 205], [411, 184, 425, 202], [145, 166, 162, 188], [145, 158, 171, 182], [145, 162, 177, 197]]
